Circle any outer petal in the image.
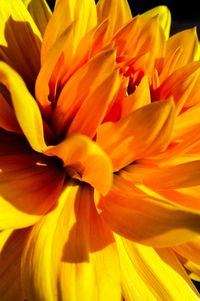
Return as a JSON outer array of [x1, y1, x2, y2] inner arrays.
[[97, 99, 175, 171], [0, 129, 64, 230], [45, 134, 113, 196], [116, 237, 199, 301], [0, 0, 41, 90], [21, 183, 121, 301], [41, 0, 97, 62], [141, 6, 171, 39], [166, 27, 199, 70], [98, 175, 200, 247], [97, 0, 132, 38], [0, 229, 29, 301], [0, 62, 47, 152], [22, 0, 52, 36]]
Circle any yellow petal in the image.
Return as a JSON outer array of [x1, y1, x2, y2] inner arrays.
[[0, 129, 64, 230], [68, 70, 120, 138], [98, 175, 200, 247], [116, 236, 199, 300], [41, 0, 97, 63], [0, 62, 47, 152], [97, 0, 132, 38], [0, 0, 41, 91], [22, 183, 121, 301], [52, 48, 117, 135], [45, 134, 113, 196], [97, 99, 175, 171], [141, 6, 171, 39], [0, 229, 30, 301], [22, 0, 52, 36], [167, 27, 199, 69]]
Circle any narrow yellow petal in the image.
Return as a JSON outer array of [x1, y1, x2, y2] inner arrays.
[[22, 183, 121, 301], [97, 0, 132, 37], [116, 237, 199, 300], [141, 6, 171, 39], [41, 0, 97, 63], [22, 0, 52, 36], [0, 62, 47, 152], [45, 134, 113, 195]]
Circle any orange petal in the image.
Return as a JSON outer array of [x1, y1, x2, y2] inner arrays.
[[23, 0, 52, 36], [116, 236, 199, 300], [41, 0, 97, 63], [172, 105, 200, 140], [0, 129, 64, 230], [45, 134, 113, 195], [157, 62, 200, 115], [97, 99, 175, 171], [35, 23, 75, 117], [68, 70, 120, 138], [0, 229, 30, 301], [0, 0, 41, 91], [0, 62, 47, 152], [173, 237, 200, 266], [21, 183, 121, 301], [52, 48, 117, 135], [131, 161, 200, 190], [166, 27, 199, 70], [97, 0, 132, 38], [98, 175, 200, 247]]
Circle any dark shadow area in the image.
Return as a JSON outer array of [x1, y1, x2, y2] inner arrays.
[[0, 17, 41, 95]]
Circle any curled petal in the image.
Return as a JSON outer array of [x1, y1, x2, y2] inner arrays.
[[45, 134, 113, 196]]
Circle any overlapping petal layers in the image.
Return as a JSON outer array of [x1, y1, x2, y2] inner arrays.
[[1, 0, 200, 300]]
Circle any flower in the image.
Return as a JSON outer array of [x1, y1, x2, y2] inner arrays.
[[0, 0, 200, 300]]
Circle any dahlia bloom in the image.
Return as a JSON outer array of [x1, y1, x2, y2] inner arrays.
[[1, 0, 200, 300]]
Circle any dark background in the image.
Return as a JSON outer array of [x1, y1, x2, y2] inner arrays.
[[46, 0, 200, 292]]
